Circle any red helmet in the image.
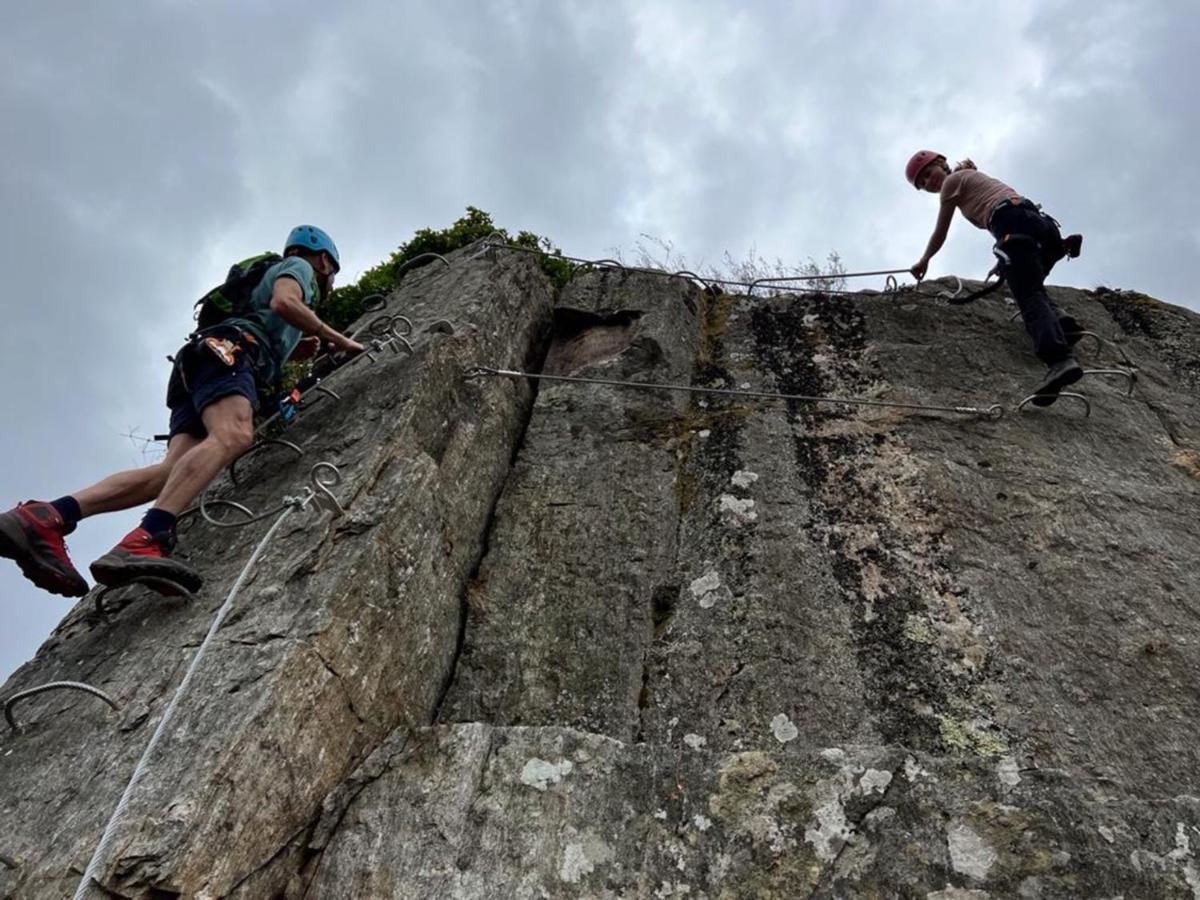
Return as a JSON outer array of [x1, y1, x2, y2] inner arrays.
[[906, 150, 945, 188]]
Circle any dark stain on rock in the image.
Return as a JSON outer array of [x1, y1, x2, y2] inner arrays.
[[748, 293, 966, 751]]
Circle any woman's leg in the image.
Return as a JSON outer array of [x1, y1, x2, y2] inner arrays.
[[992, 209, 1072, 365]]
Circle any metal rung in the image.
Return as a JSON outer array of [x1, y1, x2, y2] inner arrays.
[[4, 682, 120, 732], [1083, 368, 1137, 395], [1017, 391, 1091, 416]]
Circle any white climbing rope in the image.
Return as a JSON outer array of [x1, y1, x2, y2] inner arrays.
[[73, 495, 308, 899]]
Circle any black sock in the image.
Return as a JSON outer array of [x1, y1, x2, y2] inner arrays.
[[51, 496, 82, 527], [140, 507, 178, 538]]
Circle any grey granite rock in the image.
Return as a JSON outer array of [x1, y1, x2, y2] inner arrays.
[[2, 258, 1199, 899], [0, 242, 554, 897]]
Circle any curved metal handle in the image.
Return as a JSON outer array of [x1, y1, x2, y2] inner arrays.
[[394, 253, 450, 279], [425, 319, 456, 335], [1017, 391, 1092, 416], [310, 462, 346, 516], [935, 275, 964, 300], [179, 497, 256, 526], [5, 682, 120, 732], [1083, 368, 1137, 396], [672, 270, 711, 292]]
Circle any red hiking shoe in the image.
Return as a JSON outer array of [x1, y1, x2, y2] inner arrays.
[[90, 527, 204, 595], [0, 501, 90, 598]]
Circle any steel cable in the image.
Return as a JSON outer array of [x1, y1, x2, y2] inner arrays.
[[465, 366, 1004, 419]]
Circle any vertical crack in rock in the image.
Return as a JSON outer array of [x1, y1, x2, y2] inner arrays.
[[431, 322, 553, 726], [290, 729, 416, 898], [435, 271, 700, 741], [429, 411, 529, 727]]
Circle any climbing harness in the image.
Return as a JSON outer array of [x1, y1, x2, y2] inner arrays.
[[4, 682, 119, 733], [946, 274, 1005, 306], [72, 463, 347, 900], [222, 309, 419, 490], [464, 366, 1005, 420]]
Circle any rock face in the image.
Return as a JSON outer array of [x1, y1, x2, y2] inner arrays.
[[2, 245, 1199, 899]]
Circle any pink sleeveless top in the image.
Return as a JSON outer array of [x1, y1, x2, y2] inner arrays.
[[941, 168, 1021, 229]]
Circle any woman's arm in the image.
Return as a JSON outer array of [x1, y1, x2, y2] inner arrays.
[[911, 199, 956, 280]]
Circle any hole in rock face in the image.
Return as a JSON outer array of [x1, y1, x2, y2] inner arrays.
[[544, 308, 643, 376], [651, 584, 680, 638]]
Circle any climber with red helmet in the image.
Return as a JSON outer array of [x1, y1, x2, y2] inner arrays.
[[0, 226, 366, 599], [906, 151, 1085, 405]]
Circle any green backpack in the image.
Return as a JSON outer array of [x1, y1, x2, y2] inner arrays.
[[193, 252, 282, 329]]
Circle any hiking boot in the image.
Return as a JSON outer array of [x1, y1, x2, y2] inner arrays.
[[90, 527, 203, 594], [0, 501, 90, 597], [1063, 234, 1083, 259], [1031, 357, 1084, 407]]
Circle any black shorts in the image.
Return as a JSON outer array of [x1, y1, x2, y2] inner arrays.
[[166, 328, 260, 439]]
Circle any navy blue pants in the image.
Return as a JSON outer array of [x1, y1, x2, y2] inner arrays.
[[988, 202, 1072, 365], [165, 326, 261, 439]]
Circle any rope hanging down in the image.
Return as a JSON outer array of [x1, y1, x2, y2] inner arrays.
[[72, 463, 347, 900], [465, 366, 1004, 419]]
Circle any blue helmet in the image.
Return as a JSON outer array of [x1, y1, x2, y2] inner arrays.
[[285, 225, 340, 272]]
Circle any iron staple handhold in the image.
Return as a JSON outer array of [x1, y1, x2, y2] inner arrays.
[[4, 681, 120, 732], [310, 462, 346, 516], [1083, 368, 1137, 396], [1017, 391, 1092, 416]]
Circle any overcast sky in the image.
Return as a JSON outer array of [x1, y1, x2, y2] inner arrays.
[[2, 0, 1196, 680]]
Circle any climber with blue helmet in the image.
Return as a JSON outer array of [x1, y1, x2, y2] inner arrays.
[[0, 226, 365, 599]]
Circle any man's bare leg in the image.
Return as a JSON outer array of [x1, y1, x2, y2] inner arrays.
[[89, 394, 255, 592], [0, 433, 207, 597], [153, 394, 256, 514], [73, 433, 201, 517]]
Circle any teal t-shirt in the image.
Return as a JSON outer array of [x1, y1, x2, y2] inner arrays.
[[225, 257, 319, 387]]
